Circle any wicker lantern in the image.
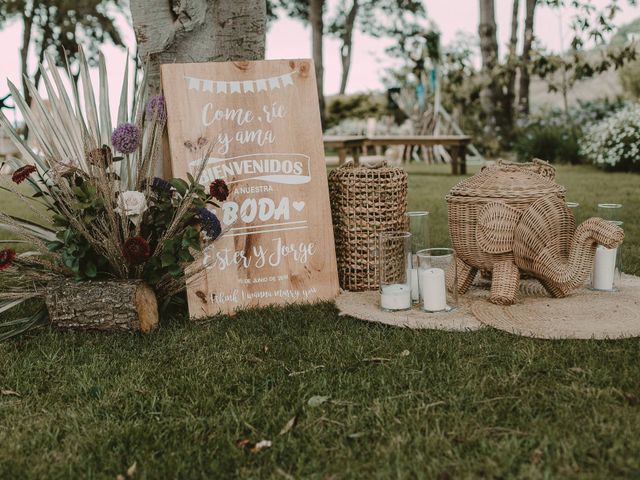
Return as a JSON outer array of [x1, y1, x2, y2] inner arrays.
[[328, 162, 408, 291]]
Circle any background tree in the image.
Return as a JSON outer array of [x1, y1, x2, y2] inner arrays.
[[0, 0, 124, 125], [276, 0, 425, 126], [477, 0, 637, 141], [276, 0, 326, 126], [310, 0, 326, 126], [478, 0, 500, 131], [131, 0, 267, 95], [327, 0, 359, 95], [327, 0, 425, 95]]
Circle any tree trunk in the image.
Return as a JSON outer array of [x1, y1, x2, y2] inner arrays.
[[20, 9, 33, 138], [45, 279, 159, 333], [504, 0, 520, 128], [519, 0, 537, 116], [131, 0, 267, 95], [339, 0, 359, 95], [478, 0, 500, 131], [309, 0, 326, 128]]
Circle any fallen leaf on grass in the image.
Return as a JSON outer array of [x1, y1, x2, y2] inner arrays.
[[236, 438, 273, 454], [400, 350, 410, 357], [237, 439, 252, 449], [251, 440, 272, 453], [279, 415, 298, 435], [347, 432, 366, 439], [531, 448, 542, 465], [307, 395, 330, 407], [127, 462, 137, 477], [1, 389, 20, 397]]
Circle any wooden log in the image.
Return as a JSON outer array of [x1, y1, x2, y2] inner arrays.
[[45, 279, 158, 334]]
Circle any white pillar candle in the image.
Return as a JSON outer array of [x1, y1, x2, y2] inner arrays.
[[380, 283, 411, 311], [410, 268, 420, 302], [592, 246, 617, 291], [420, 267, 447, 311]]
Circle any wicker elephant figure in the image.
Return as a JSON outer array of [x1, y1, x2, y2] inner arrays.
[[446, 161, 624, 305]]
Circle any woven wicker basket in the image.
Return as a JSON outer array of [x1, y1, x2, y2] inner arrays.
[[328, 162, 408, 291], [446, 159, 624, 305]]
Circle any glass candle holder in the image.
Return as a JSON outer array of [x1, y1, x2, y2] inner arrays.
[[407, 211, 430, 303], [566, 201, 580, 226], [591, 220, 623, 292], [417, 248, 457, 313], [379, 232, 412, 312], [598, 203, 623, 222]]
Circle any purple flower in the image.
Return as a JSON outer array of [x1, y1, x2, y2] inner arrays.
[[195, 207, 221, 240], [151, 177, 172, 193], [146, 95, 166, 122], [111, 123, 141, 154]]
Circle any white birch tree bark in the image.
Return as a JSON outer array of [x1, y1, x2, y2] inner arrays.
[[131, 0, 267, 95]]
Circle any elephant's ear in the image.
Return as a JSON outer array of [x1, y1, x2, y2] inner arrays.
[[476, 202, 522, 254]]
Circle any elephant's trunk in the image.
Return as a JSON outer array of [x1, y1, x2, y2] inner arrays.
[[532, 218, 624, 293]]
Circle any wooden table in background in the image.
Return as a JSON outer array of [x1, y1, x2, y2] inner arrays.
[[323, 134, 472, 175], [322, 135, 367, 165], [364, 135, 472, 175]]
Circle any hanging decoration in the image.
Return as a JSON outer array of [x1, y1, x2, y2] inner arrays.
[[185, 72, 297, 94]]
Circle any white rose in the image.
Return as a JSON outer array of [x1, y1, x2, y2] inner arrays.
[[116, 191, 148, 224], [0, 162, 14, 176]]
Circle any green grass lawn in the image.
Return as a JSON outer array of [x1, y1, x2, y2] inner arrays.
[[1, 164, 640, 479]]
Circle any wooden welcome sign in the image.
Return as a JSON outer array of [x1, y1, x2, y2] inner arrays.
[[161, 59, 339, 318]]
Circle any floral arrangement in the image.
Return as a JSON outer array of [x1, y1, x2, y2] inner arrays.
[[580, 103, 640, 172], [0, 48, 228, 340]]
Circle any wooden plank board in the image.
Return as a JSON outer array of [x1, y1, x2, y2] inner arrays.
[[161, 59, 339, 318]]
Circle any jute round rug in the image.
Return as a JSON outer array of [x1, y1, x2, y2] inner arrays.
[[336, 274, 640, 339], [335, 290, 484, 332], [471, 273, 640, 340]]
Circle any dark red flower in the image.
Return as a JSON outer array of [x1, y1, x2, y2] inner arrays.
[[122, 236, 151, 266], [0, 248, 16, 271], [209, 179, 229, 202], [12, 165, 37, 184]]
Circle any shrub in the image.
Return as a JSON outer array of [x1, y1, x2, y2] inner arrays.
[[580, 104, 640, 172], [512, 98, 630, 164], [513, 123, 582, 164], [325, 93, 386, 130], [619, 60, 640, 100]]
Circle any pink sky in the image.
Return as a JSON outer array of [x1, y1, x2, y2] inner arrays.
[[0, 0, 637, 117]]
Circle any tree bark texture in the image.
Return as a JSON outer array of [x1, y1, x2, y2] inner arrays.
[[503, 0, 520, 128], [478, 0, 500, 130], [309, 0, 326, 128], [20, 8, 33, 138], [339, 0, 359, 95], [45, 279, 159, 334], [519, 0, 537, 115], [131, 0, 267, 95]]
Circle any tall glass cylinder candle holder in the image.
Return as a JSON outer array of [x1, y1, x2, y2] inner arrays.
[[598, 203, 623, 222], [407, 211, 430, 303], [591, 220, 623, 292], [417, 248, 457, 313], [566, 201, 580, 222], [379, 232, 412, 312]]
